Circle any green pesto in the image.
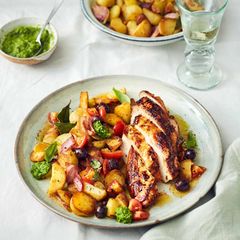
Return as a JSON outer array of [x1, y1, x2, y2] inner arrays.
[[1, 26, 52, 58]]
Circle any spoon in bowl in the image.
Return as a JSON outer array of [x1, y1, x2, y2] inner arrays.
[[33, 0, 64, 57]]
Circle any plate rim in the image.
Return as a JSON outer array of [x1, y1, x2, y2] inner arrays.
[[14, 74, 223, 229], [80, 0, 184, 43]]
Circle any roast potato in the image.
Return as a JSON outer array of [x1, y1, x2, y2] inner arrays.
[[83, 182, 107, 201], [158, 18, 177, 35], [30, 142, 49, 162], [116, 192, 129, 207], [105, 169, 125, 188], [69, 108, 84, 123], [96, 0, 116, 7], [80, 91, 89, 110], [106, 198, 120, 217], [133, 19, 152, 37], [143, 8, 162, 25], [114, 102, 131, 123], [57, 190, 71, 206], [127, 21, 137, 35], [110, 5, 121, 20], [110, 18, 127, 34], [58, 150, 78, 169], [123, 5, 143, 22], [124, 0, 138, 6], [43, 127, 59, 144], [92, 140, 106, 149], [151, 0, 166, 13], [72, 192, 95, 216], [180, 159, 193, 181], [70, 198, 88, 216], [105, 113, 123, 126], [106, 137, 122, 151], [48, 162, 66, 195]]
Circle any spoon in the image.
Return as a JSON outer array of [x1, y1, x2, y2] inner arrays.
[[33, 0, 64, 57]]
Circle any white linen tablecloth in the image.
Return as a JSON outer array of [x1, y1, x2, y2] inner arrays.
[[0, 0, 240, 239]]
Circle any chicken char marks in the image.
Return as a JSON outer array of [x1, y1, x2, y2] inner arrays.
[[123, 91, 180, 208]]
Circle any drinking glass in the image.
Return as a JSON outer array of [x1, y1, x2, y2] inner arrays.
[[176, 0, 228, 90]]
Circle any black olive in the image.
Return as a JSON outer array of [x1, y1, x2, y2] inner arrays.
[[97, 103, 111, 113], [74, 148, 88, 161], [95, 205, 107, 219], [184, 149, 196, 160], [175, 178, 190, 192], [108, 159, 120, 170]]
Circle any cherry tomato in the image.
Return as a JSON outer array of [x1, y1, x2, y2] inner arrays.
[[98, 105, 106, 121], [101, 150, 123, 159], [87, 108, 99, 117], [113, 120, 125, 137], [129, 199, 142, 212], [73, 135, 88, 149], [133, 210, 149, 221]]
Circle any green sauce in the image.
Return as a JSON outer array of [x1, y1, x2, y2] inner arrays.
[[1, 26, 52, 58]]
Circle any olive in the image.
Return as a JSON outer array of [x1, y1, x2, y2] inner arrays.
[[175, 178, 190, 192], [97, 103, 111, 113], [184, 149, 196, 160], [95, 205, 107, 219], [108, 158, 120, 171], [74, 148, 88, 161]]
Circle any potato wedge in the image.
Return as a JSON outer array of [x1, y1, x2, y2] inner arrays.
[[105, 113, 123, 126], [96, 0, 116, 7], [80, 91, 89, 110], [158, 18, 176, 36], [151, 0, 166, 14], [105, 169, 125, 188], [72, 192, 95, 216], [127, 21, 137, 35], [83, 182, 107, 201], [48, 162, 66, 195], [58, 150, 78, 169], [133, 19, 152, 37], [69, 108, 84, 123], [70, 198, 88, 216], [114, 102, 131, 124], [110, 5, 121, 20], [123, 5, 143, 22], [110, 18, 127, 34], [57, 190, 71, 206], [180, 159, 193, 180], [30, 142, 49, 162], [55, 133, 72, 145], [116, 192, 129, 207], [143, 8, 161, 25], [106, 198, 120, 217]]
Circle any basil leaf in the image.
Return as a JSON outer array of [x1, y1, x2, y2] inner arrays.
[[55, 122, 76, 134], [58, 101, 71, 123], [90, 160, 101, 170], [113, 88, 130, 103], [44, 142, 58, 162], [93, 171, 100, 181]]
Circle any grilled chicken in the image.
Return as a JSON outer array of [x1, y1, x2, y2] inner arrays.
[[127, 146, 159, 207], [122, 90, 180, 207]]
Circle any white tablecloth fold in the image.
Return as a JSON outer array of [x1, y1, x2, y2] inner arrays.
[[140, 138, 240, 240]]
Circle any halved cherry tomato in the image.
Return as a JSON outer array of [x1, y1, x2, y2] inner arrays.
[[133, 210, 149, 221], [87, 108, 99, 117], [101, 150, 123, 159], [98, 105, 106, 121], [102, 159, 109, 175], [129, 199, 142, 212], [113, 120, 125, 137]]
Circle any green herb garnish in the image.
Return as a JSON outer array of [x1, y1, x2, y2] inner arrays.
[[55, 122, 76, 134], [44, 142, 58, 162], [92, 120, 111, 139], [113, 88, 130, 103], [90, 160, 101, 181], [183, 131, 197, 149], [31, 161, 51, 180], [115, 206, 132, 224]]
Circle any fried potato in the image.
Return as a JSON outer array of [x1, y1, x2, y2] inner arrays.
[[133, 19, 152, 37], [80, 91, 89, 110], [96, 0, 116, 7], [124, 0, 138, 6], [57, 190, 71, 206], [116, 0, 124, 7], [94, 181, 105, 189], [92, 140, 106, 149], [105, 113, 123, 126], [70, 198, 88, 217], [83, 182, 107, 201], [123, 5, 143, 22], [110, 5, 121, 20], [143, 8, 162, 25], [30, 142, 49, 162], [69, 108, 84, 123], [72, 192, 95, 216], [107, 180, 124, 194], [43, 127, 59, 144], [116, 192, 129, 207], [48, 162, 66, 195], [180, 159, 193, 181], [151, 0, 166, 14], [58, 150, 78, 169], [106, 198, 120, 217], [105, 169, 125, 188], [110, 18, 127, 34], [106, 137, 122, 151], [127, 21, 137, 35], [114, 102, 131, 124], [158, 18, 176, 36]]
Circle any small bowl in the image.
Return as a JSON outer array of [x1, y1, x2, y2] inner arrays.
[[81, 0, 183, 47], [0, 17, 58, 65]]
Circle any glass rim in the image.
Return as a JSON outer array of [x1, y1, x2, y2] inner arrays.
[[176, 0, 228, 16]]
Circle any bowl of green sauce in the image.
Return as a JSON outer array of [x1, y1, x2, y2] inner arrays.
[[0, 17, 57, 64]]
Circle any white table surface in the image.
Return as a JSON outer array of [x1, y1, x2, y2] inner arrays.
[[0, 0, 240, 239]]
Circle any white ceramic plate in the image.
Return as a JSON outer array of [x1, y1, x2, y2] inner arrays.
[[80, 0, 183, 46], [15, 75, 222, 228]]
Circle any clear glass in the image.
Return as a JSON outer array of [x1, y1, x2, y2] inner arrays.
[[176, 0, 228, 90]]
